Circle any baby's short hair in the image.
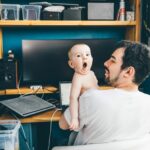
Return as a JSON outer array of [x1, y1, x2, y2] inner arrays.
[[68, 43, 91, 60]]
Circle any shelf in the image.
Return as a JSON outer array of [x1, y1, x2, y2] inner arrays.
[[0, 20, 136, 27]]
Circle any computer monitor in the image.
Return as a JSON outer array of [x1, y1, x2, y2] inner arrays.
[[21, 39, 117, 87]]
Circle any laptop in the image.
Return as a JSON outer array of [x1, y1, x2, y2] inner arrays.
[[0, 95, 56, 117], [59, 82, 72, 107]]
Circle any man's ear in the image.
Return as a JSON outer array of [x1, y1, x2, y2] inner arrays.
[[124, 66, 135, 78], [68, 60, 74, 69]]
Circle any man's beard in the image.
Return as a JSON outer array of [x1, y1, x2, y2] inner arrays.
[[105, 76, 120, 86], [105, 77, 111, 85], [104, 70, 121, 86]]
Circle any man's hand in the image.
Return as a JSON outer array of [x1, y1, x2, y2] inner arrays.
[[70, 118, 79, 131]]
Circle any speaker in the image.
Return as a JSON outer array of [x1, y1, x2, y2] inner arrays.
[[0, 59, 18, 89]]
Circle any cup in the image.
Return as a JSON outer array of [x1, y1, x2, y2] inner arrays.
[[126, 11, 134, 21]]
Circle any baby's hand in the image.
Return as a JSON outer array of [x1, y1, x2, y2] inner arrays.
[[69, 118, 79, 131]]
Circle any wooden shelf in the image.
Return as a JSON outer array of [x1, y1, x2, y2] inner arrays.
[[0, 20, 136, 27]]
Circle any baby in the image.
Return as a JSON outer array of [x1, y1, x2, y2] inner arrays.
[[68, 43, 98, 130]]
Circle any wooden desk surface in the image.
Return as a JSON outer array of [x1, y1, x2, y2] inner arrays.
[[0, 86, 58, 95], [0, 90, 6, 95], [0, 86, 112, 95], [0, 109, 62, 123], [0, 86, 112, 123]]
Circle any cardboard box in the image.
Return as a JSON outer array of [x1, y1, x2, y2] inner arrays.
[[88, 2, 114, 20]]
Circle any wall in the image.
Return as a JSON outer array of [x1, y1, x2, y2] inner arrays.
[[2, 27, 124, 85]]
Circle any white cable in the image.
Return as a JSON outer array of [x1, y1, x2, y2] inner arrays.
[[17, 71, 22, 96], [20, 91, 34, 97], [17, 72, 42, 97], [20, 87, 41, 97], [11, 113, 32, 150], [17, 85, 22, 96], [47, 108, 62, 150], [40, 87, 45, 99]]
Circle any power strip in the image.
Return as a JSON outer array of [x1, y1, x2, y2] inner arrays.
[[30, 85, 42, 90]]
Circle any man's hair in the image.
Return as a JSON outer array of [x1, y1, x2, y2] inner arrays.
[[115, 40, 150, 85]]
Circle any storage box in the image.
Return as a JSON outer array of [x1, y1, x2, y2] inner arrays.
[[22, 5, 42, 20], [63, 7, 83, 20], [42, 6, 64, 20], [88, 2, 114, 20], [0, 120, 20, 150], [0, 4, 20, 20], [43, 11, 62, 20]]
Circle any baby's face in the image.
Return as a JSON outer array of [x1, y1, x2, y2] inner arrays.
[[69, 44, 93, 75]]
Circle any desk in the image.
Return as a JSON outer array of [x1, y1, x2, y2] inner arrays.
[[0, 86, 113, 150], [0, 86, 58, 95], [0, 86, 112, 95], [0, 86, 112, 122], [0, 90, 5, 95], [0, 109, 62, 123]]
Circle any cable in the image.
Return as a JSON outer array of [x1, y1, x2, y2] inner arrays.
[[20, 87, 41, 98], [17, 74, 43, 97], [46, 99, 58, 104], [11, 112, 33, 150], [43, 87, 58, 93], [0, 106, 10, 115], [17, 71, 23, 96], [40, 87, 45, 99], [20, 125, 32, 150], [47, 108, 62, 150]]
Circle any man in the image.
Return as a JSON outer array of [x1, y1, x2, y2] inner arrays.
[[59, 40, 150, 147]]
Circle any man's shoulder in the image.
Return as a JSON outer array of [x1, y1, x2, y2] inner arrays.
[[79, 89, 117, 109], [80, 88, 116, 98], [138, 91, 150, 99]]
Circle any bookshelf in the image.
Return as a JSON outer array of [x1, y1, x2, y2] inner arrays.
[[0, 0, 141, 93]]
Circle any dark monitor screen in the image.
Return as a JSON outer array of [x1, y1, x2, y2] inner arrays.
[[21, 39, 117, 87]]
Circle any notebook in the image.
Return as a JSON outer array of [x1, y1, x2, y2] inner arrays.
[[59, 82, 72, 106], [0, 95, 56, 117]]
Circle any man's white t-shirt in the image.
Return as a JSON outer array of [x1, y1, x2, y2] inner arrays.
[[64, 88, 150, 146]]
